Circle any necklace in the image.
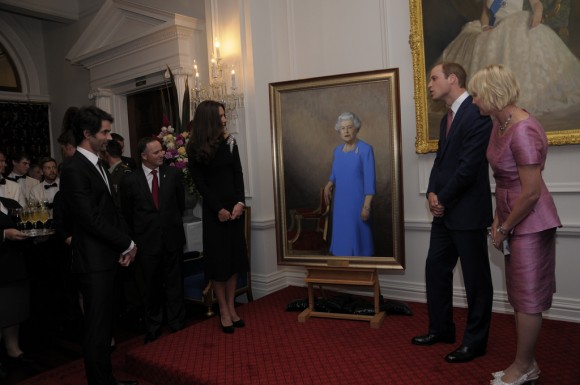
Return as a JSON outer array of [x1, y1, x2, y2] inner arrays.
[[499, 109, 514, 132]]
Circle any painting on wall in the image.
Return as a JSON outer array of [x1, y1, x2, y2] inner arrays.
[[409, 0, 580, 153], [269, 69, 405, 269]]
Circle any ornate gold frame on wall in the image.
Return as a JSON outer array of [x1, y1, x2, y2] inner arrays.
[[269, 69, 405, 270], [408, 0, 580, 154]]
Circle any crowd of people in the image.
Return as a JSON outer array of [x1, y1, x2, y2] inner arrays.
[[0, 100, 248, 385]]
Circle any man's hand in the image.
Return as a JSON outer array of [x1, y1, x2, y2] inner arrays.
[[119, 245, 137, 267], [428, 192, 445, 217]]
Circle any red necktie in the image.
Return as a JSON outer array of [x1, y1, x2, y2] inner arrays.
[[151, 170, 159, 209], [446, 109, 454, 137]]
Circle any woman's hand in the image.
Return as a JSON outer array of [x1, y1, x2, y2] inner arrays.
[[230, 203, 244, 220], [218, 209, 231, 222], [360, 206, 370, 222], [4, 228, 28, 241]]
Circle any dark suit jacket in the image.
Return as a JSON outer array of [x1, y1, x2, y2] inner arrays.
[[427, 95, 493, 230], [59, 151, 132, 273], [120, 164, 185, 255]]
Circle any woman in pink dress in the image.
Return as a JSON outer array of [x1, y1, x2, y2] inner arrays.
[[468, 64, 561, 385]]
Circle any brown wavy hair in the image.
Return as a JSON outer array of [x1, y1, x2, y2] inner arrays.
[[187, 100, 226, 164]]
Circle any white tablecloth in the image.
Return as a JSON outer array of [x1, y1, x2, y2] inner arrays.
[[183, 218, 203, 252]]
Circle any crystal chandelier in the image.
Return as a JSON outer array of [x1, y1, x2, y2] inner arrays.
[[191, 41, 244, 121]]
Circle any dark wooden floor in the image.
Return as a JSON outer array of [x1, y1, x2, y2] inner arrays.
[[1, 303, 211, 385]]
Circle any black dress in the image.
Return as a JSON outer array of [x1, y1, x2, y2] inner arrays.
[[188, 136, 248, 281], [0, 199, 29, 327]]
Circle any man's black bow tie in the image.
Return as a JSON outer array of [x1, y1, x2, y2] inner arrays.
[[7, 175, 26, 181], [44, 183, 58, 189], [0, 178, 5, 185]]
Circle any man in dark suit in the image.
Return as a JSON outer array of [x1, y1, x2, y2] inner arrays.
[[59, 106, 138, 385], [411, 62, 493, 364], [120, 137, 186, 344]]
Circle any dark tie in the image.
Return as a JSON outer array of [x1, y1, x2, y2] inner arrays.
[[96, 161, 111, 193], [44, 183, 58, 189], [446, 109, 454, 137], [0, 178, 5, 185], [151, 170, 159, 209], [6, 175, 25, 182]]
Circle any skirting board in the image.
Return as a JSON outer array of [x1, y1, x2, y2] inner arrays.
[[254, 268, 580, 324]]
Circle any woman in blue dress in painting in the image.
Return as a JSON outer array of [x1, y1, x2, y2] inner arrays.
[[323, 112, 376, 256]]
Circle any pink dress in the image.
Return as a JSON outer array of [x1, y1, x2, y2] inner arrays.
[[487, 115, 561, 313]]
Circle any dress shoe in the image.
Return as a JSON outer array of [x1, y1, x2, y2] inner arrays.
[[221, 321, 235, 334], [112, 380, 138, 385], [143, 330, 160, 344], [232, 318, 245, 328], [6, 353, 43, 373], [444, 345, 485, 363], [411, 333, 455, 346]]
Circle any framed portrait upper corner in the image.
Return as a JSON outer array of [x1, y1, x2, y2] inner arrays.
[[269, 68, 405, 270], [409, 0, 580, 154]]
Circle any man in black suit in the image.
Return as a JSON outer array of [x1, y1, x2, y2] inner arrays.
[[120, 137, 186, 344], [412, 62, 493, 364], [59, 106, 138, 385]]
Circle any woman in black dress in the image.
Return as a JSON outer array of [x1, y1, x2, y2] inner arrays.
[[0, 199, 32, 377], [187, 100, 248, 333]]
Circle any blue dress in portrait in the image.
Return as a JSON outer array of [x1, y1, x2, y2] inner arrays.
[[328, 140, 375, 256]]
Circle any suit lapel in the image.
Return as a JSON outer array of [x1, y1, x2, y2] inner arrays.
[[137, 168, 157, 209], [75, 152, 111, 194]]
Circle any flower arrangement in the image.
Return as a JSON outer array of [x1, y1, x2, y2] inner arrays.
[[157, 122, 199, 200], [158, 65, 199, 203]]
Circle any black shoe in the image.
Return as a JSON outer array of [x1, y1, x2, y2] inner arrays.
[[112, 380, 138, 385], [411, 333, 455, 346], [444, 345, 486, 363], [143, 330, 160, 344], [6, 354, 43, 374], [221, 321, 234, 334], [232, 319, 245, 328]]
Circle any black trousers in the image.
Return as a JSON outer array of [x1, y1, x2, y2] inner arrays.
[[138, 248, 186, 334], [425, 222, 493, 350], [78, 270, 116, 385]]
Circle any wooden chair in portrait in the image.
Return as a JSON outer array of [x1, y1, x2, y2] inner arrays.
[[287, 188, 330, 253], [183, 206, 253, 316]]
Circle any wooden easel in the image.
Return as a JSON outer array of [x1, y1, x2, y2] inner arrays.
[[298, 266, 385, 329]]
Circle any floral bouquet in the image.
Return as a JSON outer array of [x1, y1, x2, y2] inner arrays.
[[158, 123, 199, 200]]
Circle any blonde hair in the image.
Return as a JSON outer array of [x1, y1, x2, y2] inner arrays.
[[468, 64, 520, 111]]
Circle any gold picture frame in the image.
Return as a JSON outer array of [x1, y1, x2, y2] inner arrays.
[[409, 0, 580, 154], [269, 69, 405, 270]]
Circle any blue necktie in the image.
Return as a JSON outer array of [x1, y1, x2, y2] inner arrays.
[[488, 0, 502, 26]]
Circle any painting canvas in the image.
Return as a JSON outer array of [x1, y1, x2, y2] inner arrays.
[[410, 0, 580, 153], [269, 69, 405, 269]]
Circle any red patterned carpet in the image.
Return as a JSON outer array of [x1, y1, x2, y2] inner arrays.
[[19, 286, 580, 385]]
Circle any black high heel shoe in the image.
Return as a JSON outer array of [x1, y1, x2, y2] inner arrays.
[[220, 321, 234, 334], [232, 319, 245, 328]]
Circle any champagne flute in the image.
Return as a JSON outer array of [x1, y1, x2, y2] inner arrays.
[[38, 207, 50, 230]]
